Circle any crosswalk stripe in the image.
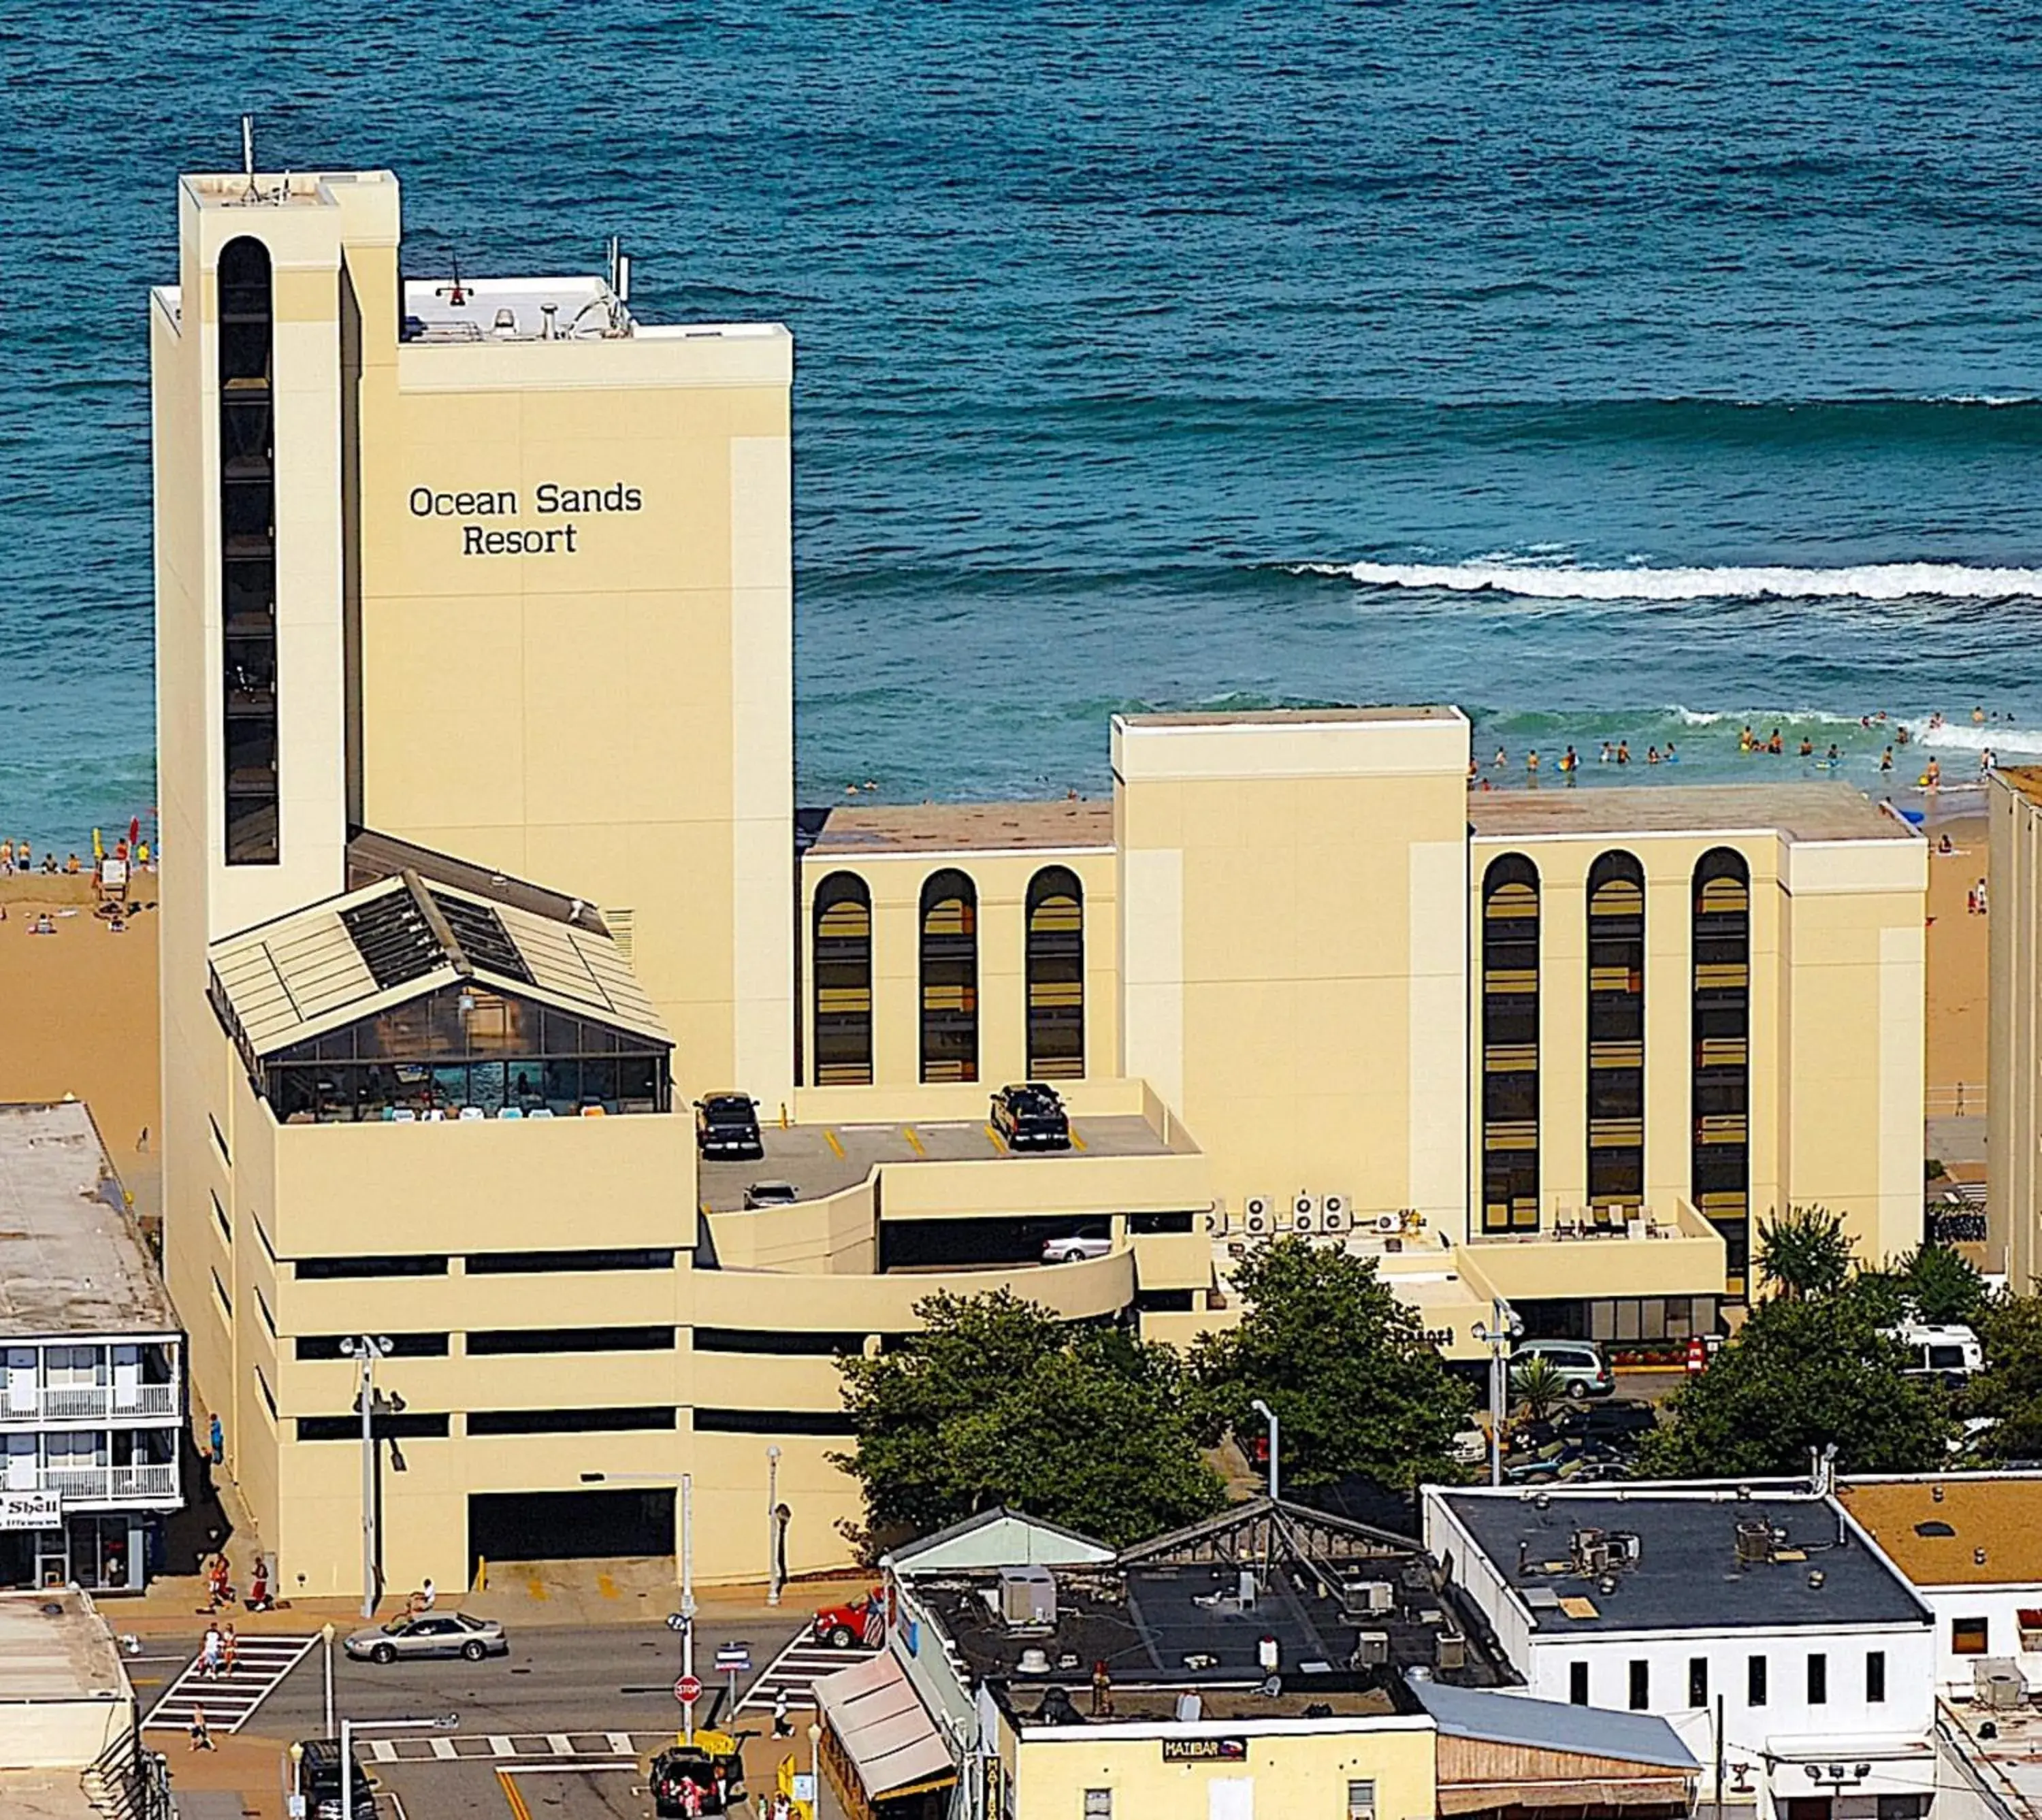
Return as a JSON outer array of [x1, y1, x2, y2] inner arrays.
[[369, 1732, 675, 1766], [734, 1634, 880, 1712], [143, 1634, 318, 1732]]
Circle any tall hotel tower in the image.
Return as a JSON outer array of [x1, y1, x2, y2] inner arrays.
[[152, 168, 798, 1591]]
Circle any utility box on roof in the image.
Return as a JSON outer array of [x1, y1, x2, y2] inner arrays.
[[999, 1565, 1056, 1628]]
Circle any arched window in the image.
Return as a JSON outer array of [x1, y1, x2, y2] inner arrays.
[[1586, 851, 1646, 1212], [218, 236, 279, 864], [1480, 856, 1540, 1232], [812, 873, 873, 1086], [1691, 849, 1751, 1297], [919, 869, 978, 1083], [1026, 867, 1085, 1079]]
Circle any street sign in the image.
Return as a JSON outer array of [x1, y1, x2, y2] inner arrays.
[[287, 1798, 307, 1820], [714, 1644, 751, 1672], [0, 1491, 61, 1532], [675, 1673, 703, 1704]]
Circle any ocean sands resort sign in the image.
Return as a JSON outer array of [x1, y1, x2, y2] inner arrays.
[[408, 481, 643, 555]]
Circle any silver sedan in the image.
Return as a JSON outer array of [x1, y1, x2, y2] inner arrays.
[[343, 1612, 508, 1664]]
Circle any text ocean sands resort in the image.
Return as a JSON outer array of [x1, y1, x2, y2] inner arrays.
[[152, 165, 1928, 1599]]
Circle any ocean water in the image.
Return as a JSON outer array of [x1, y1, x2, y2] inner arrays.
[[7, 1, 2042, 849]]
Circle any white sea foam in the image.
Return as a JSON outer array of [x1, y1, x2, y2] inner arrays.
[[1327, 560, 2042, 602], [1910, 721, 2042, 756]]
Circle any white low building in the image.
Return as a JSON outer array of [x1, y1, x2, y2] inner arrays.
[[0, 1103, 184, 1593], [1424, 1483, 1942, 1820]]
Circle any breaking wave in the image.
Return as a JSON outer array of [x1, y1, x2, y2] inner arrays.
[[1307, 560, 2042, 602]]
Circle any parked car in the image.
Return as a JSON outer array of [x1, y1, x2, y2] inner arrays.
[[291, 1738, 376, 1820], [694, 1093, 763, 1160], [1041, 1233, 1112, 1265], [743, 1180, 800, 1209], [813, 1588, 884, 1648], [647, 1732, 748, 1817], [1551, 1398, 1659, 1444], [1888, 1320, 1985, 1384], [343, 1611, 507, 1664], [1509, 1339, 1615, 1400], [991, 1083, 1071, 1151]]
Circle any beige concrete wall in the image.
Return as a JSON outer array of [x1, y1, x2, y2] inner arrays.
[[1781, 841, 1928, 1265], [798, 845, 1118, 1089], [1113, 713, 1472, 1227], [1006, 1712, 1436, 1820], [355, 329, 796, 1109], [1989, 777, 2042, 1287]]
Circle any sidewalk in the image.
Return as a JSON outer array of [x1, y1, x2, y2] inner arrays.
[[113, 1561, 875, 1636], [157, 1727, 290, 1820]]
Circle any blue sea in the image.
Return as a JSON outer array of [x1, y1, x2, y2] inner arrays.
[[7, 1, 2042, 850]]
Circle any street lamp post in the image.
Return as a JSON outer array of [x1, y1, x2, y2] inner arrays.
[[336, 1336, 393, 1618], [1470, 1297, 1523, 1488], [1249, 1398, 1280, 1504], [287, 1740, 303, 1820], [581, 1469, 696, 1740], [340, 1713, 455, 1820], [320, 1622, 334, 1739], [766, 1445, 783, 1606], [808, 1719, 824, 1817]]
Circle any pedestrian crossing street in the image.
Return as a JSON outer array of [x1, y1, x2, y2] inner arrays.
[[143, 1633, 318, 1733], [733, 1635, 880, 1716]]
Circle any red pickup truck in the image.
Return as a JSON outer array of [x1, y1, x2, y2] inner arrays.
[[812, 1588, 884, 1648]]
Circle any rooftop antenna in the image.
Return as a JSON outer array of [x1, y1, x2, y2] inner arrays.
[[240, 114, 259, 204]]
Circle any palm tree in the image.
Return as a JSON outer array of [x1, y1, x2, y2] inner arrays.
[[1512, 1354, 1568, 1424], [1755, 1205, 1854, 1301]]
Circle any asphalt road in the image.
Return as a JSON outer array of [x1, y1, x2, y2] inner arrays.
[[149, 1615, 814, 1819]]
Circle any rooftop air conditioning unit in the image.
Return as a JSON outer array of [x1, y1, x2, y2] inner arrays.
[[1734, 1520, 1776, 1567], [1374, 1212, 1401, 1235], [1351, 1630, 1391, 1668], [1436, 1631, 1466, 1672], [1321, 1194, 1349, 1233], [1342, 1580, 1395, 1617], [1245, 1195, 1273, 1236], [1202, 1209, 1224, 1237], [1294, 1194, 1318, 1234], [999, 1565, 1057, 1629], [1976, 1661, 2026, 1710]]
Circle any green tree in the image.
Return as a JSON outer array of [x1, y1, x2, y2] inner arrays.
[[1897, 1244, 1988, 1326], [832, 1290, 1225, 1550], [1192, 1237, 1474, 1489], [1512, 1354, 1568, 1425], [1638, 1293, 1954, 1478], [1966, 1295, 2042, 1461], [1755, 1205, 1854, 1300]]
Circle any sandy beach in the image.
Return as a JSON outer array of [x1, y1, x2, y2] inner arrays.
[[0, 871, 161, 1211], [1924, 813, 1989, 1116]]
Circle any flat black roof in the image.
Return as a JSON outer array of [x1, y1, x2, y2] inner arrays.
[[1436, 1491, 1931, 1634]]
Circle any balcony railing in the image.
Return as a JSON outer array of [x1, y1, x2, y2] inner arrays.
[[29, 1462, 180, 1504], [0, 1383, 179, 1425]]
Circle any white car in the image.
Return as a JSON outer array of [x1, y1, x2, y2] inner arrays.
[[1508, 1339, 1615, 1400], [1041, 1234, 1112, 1265], [1887, 1320, 1984, 1382]]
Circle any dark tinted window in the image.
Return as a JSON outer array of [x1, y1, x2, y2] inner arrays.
[[297, 1413, 449, 1442], [468, 1407, 675, 1435], [296, 1254, 448, 1279], [295, 1333, 449, 1360], [694, 1408, 858, 1436], [466, 1248, 674, 1274], [467, 1327, 673, 1355]]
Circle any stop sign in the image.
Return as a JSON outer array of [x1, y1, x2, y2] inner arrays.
[[675, 1673, 703, 1704]]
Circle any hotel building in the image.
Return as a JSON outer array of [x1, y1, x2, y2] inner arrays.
[[150, 165, 1928, 1597], [1989, 767, 2042, 1288]]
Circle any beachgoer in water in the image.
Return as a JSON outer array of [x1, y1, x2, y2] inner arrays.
[[1925, 758, 1942, 788], [1929, 711, 1945, 730], [1767, 729, 1783, 754], [1615, 741, 1630, 765], [1647, 745, 1661, 764], [1975, 705, 1987, 724], [1982, 749, 1997, 775], [1664, 741, 1677, 762], [1739, 724, 1755, 753], [1826, 744, 1841, 764], [1880, 747, 1893, 773], [1559, 746, 1578, 775], [1526, 749, 1540, 774], [1600, 742, 1613, 764], [1897, 724, 1911, 746], [1493, 747, 1506, 770], [1798, 737, 1814, 757]]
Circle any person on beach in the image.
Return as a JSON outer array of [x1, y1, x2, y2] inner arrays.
[[0, 840, 11, 873], [1526, 749, 1540, 776], [1559, 746, 1578, 776], [1925, 758, 1942, 789], [1939, 833, 1954, 856], [1982, 749, 1997, 775], [1977, 877, 1990, 915]]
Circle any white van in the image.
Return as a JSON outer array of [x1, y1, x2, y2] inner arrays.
[[1887, 1321, 1984, 1384]]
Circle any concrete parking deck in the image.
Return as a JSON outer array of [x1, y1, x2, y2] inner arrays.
[[698, 1114, 1183, 1212]]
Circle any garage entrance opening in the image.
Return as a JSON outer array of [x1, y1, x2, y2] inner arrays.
[[468, 1488, 672, 1566]]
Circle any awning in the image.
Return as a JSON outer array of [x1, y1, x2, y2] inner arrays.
[[814, 1648, 957, 1802]]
